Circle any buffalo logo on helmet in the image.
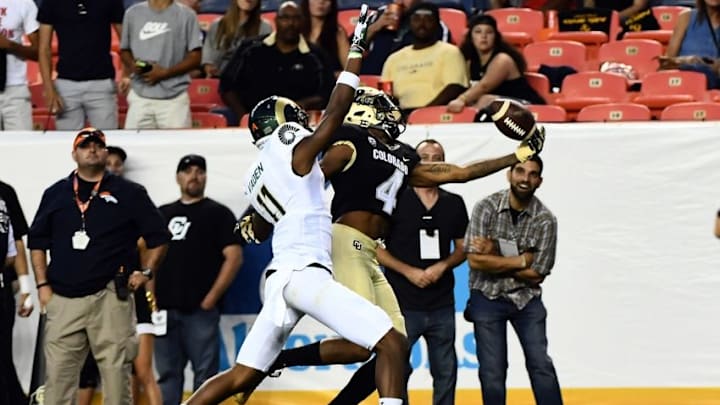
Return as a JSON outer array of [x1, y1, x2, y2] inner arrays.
[[345, 87, 405, 139]]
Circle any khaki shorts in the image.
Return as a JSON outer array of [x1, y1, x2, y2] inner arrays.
[[331, 223, 406, 336]]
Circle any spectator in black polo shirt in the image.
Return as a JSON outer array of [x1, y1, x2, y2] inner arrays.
[[0, 180, 32, 404], [37, 0, 125, 130], [27, 128, 169, 405], [219, 1, 334, 125]]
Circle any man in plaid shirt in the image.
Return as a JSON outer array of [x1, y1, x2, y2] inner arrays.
[[464, 155, 563, 405]]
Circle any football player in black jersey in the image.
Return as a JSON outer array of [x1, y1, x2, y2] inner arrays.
[[238, 86, 545, 403]]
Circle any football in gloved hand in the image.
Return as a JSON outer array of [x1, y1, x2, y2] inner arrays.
[[486, 98, 537, 141]]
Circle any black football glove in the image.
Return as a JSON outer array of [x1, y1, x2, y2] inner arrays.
[[515, 125, 545, 163]]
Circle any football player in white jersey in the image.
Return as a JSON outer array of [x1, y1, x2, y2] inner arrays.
[[183, 5, 408, 405]]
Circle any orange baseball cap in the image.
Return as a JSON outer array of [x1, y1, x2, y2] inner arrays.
[[73, 127, 106, 150]]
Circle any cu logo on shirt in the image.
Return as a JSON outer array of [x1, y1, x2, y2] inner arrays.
[[168, 216, 192, 241], [352, 240, 362, 251]]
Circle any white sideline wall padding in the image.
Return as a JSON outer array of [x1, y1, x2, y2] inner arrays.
[[5, 122, 720, 391]]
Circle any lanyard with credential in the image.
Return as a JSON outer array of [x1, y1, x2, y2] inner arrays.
[[72, 171, 102, 232]]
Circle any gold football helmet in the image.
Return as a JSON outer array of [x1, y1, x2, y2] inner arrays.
[[344, 87, 406, 139]]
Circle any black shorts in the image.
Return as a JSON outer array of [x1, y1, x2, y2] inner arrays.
[[78, 353, 100, 388]]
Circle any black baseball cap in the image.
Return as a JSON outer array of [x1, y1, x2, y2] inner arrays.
[[106, 146, 127, 162], [176, 154, 206, 173]]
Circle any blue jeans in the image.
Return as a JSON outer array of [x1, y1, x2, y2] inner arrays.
[[404, 306, 457, 405], [466, 291, 562, 405], [154, 308, 220, 405]]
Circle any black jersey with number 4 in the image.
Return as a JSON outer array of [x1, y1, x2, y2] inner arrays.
[[329, 125, 421, 221]]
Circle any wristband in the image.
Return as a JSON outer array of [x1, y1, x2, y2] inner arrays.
[[520, 255, 527, 269], [336, 71, 360, 90], [36, 281, 50, 289], [19, 275, 31, 294]]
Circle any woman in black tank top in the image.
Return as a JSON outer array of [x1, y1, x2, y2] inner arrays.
[[447, 14, 545, 114]]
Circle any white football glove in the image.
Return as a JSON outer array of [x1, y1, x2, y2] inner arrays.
[[349, 4, 370, 55]]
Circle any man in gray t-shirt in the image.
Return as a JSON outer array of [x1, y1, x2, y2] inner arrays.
[[120, 0, 202, 129]]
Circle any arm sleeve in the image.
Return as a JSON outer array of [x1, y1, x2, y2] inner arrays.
[[441, 46, 470, 87], [120, 8, 131, 50], [36, 0, 54, 25], [186, 10, 204, 51], [529, 215, 558, 276], [451, 195, 469, 240], [27, 189, 53, 250], [464, 198, 493, 253], [3, 184, 29, 239], [217, 205, 243, 249], [131, 186, 170, 249], [23, 0, 40, 35], [201, 22, 221, 66], [110, 0, 125, 23]]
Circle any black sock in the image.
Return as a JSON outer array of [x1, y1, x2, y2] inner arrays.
[[272, 341, 323, 370], [328, 357, 378, 405]]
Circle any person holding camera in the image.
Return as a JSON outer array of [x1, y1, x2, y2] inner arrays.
[[27, 128, 169, 405], [119, 0, 202, 129]]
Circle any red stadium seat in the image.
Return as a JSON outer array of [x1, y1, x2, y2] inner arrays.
[[547, 10, 620, 62], [527, 104, 567, 122], [555, 71, 629, 112], [26, 61, 41, 85], [191, 112, 228, 128], [597, 39, 663, 79], [632, 70, 708, 115], [197, 13, 222, 31], [523, 40, 588, 72], [576, 102, 651, 122], [188, 79, 223, 111], [407, 106, 478, 124], [32, 114, 56, 131], [29, 83, 50, 115], [338, 9, 367, 37], [262, 11, 277, 30], [439, 8, 468, 44], [525, 72, 553, 103], [359, 74, 381, 90], [623, 6, 689, 47], [660, 102, 720, 121], [484, 8, 544, 48]]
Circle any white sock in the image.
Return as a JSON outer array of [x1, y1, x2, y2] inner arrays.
[[379, 398, 403, 405]]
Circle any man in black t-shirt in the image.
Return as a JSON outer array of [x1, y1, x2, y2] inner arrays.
[[154, 154, 243, 405], [219, 2, 334, 125], [0, 180, 31, 404], [379, 139, 468, 405]]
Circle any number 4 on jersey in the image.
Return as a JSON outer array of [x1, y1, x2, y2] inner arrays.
[[375, 169, 404, 215]]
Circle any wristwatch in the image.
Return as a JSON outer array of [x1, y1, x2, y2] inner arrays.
[[141, 268, 153, 280]]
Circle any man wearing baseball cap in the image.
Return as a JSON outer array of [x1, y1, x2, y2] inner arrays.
[[27, 127, 170, 405], [151, 154, 243, 404]]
